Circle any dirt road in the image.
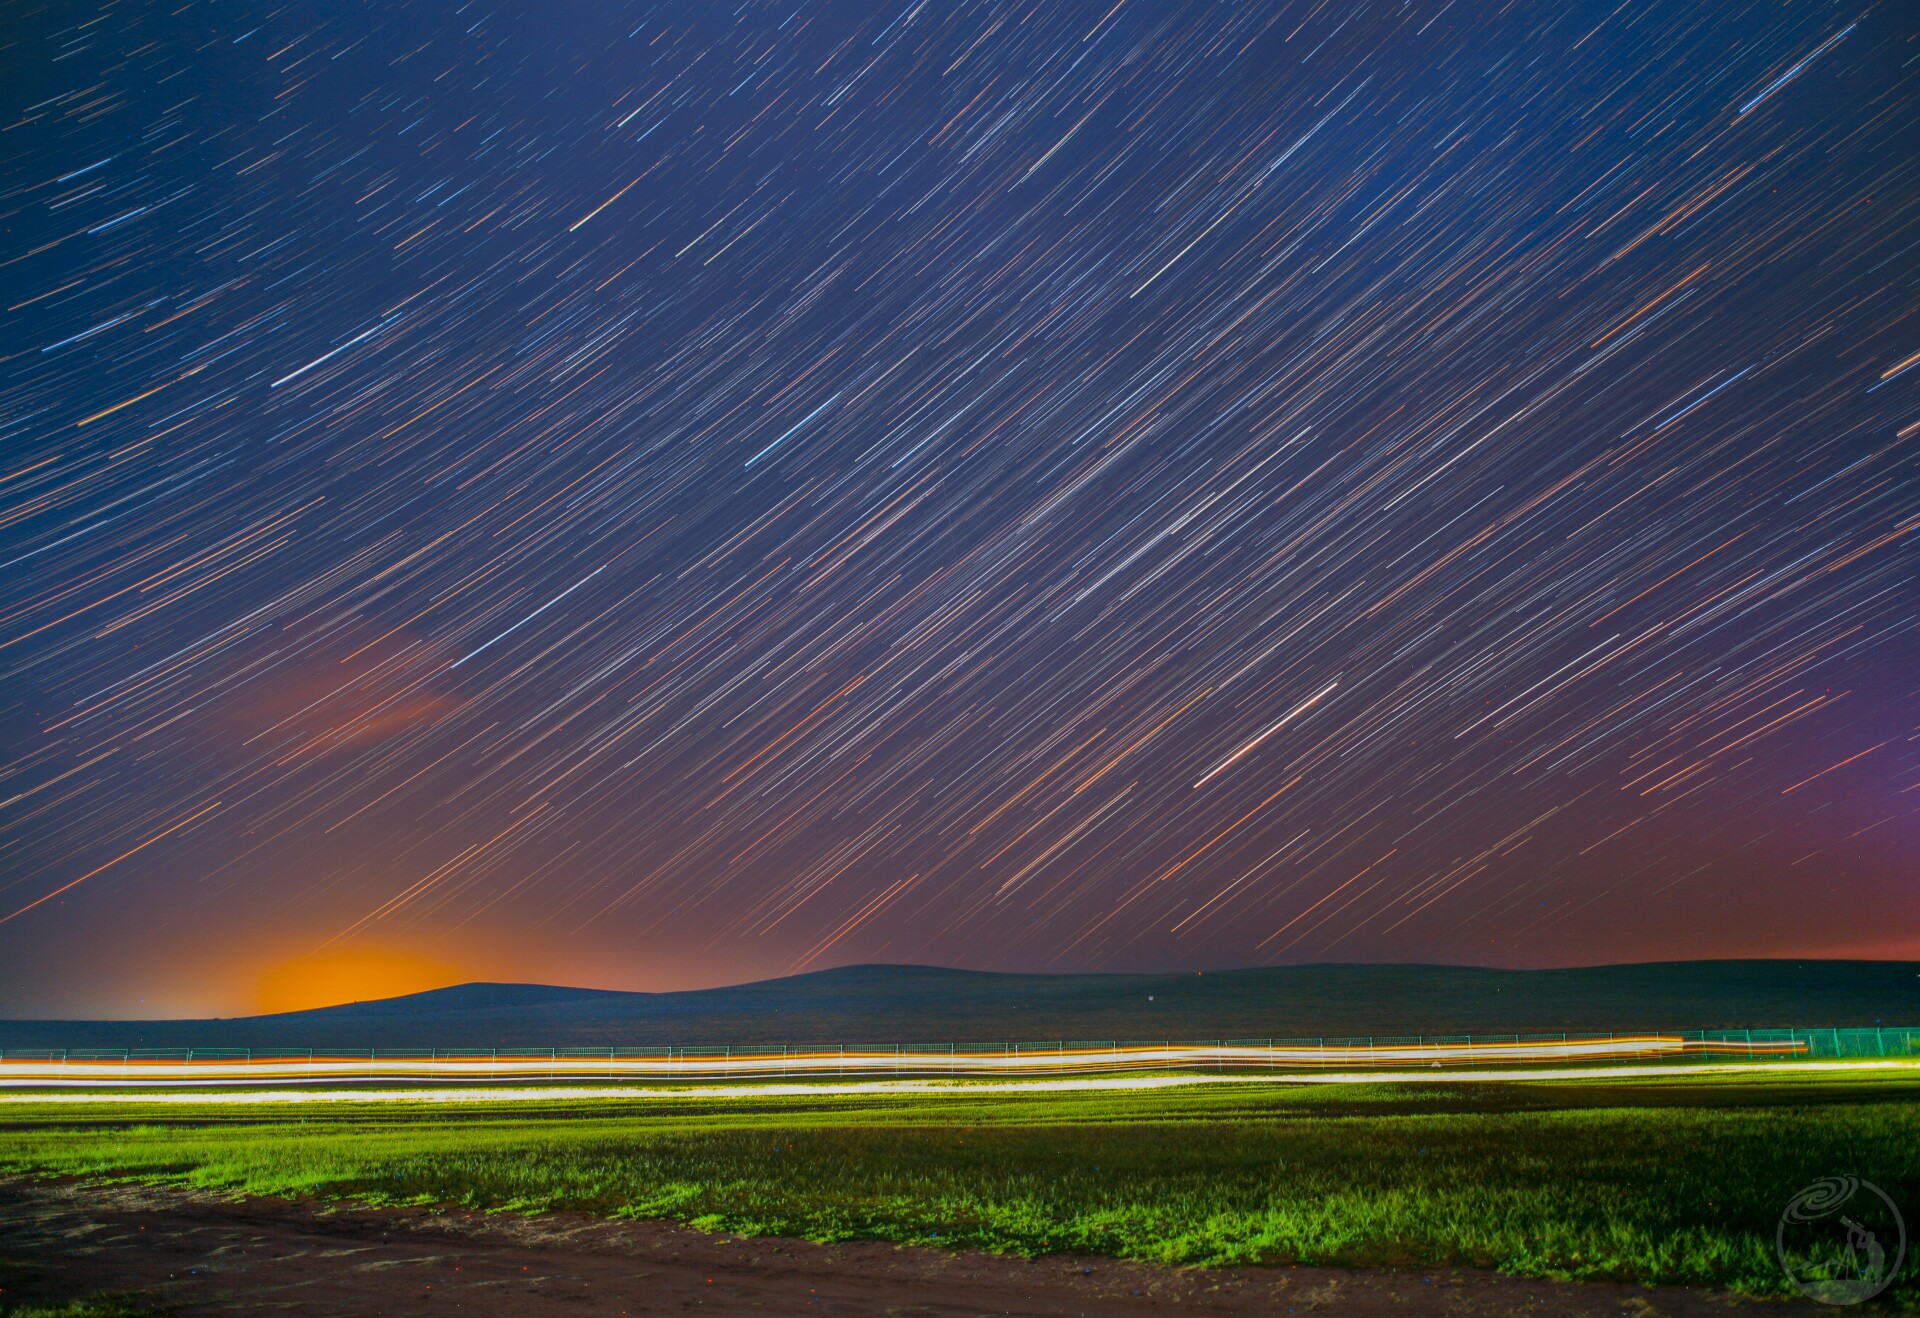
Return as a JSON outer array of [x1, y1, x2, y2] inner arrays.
[[0, 1177, 1825, 1315]]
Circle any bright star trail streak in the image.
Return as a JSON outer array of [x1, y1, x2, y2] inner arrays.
[[0, 0, 1915, 1015]]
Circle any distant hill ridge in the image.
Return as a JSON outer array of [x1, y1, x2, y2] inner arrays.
[[2, 960, 1915, 1051]]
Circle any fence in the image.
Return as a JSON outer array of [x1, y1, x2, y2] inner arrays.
[[0, 1026, 1913, 1086]]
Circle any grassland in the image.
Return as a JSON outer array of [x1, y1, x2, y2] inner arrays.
[[0, 1299, 166, 1318], [2, 1066, 1917, 1305]]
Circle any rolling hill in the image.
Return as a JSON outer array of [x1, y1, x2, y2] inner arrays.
[[3, 960, 1916, 1051]]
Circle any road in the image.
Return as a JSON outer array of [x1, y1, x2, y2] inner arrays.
[[0, 1176, 1842, 1316]]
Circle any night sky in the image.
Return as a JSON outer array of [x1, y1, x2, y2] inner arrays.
[[1, 0, 1915, 1017]]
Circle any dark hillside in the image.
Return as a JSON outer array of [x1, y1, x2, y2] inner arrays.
[[2, 960, 1914, 1051]]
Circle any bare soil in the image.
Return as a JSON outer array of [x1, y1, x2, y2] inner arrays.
[[0, 1176, 1833, 1316]]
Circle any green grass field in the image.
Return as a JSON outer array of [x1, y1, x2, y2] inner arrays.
[[3, 1067, 1916, 1305], [0, 1300, 164, 1318]]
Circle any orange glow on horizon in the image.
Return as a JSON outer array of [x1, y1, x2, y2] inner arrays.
[[252, 945, 469, 1015]]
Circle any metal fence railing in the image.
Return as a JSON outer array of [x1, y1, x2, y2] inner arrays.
[[0, 1026, 1913, 1085]]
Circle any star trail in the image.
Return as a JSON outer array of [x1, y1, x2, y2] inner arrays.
[[0, 0, 1914, 1015]]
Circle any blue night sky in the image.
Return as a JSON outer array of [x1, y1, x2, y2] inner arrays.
[[0, 0, 1914, 1015]]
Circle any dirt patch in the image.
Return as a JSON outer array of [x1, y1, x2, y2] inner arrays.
[[0, 1176, 1823, 1316]]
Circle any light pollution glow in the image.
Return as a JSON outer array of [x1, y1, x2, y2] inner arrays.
[[250, 944, 473, 1015]]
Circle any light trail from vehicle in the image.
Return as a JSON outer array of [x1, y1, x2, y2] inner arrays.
[[0, 1033, 1817, 1088], [2, 1060, 1912, 1105]]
